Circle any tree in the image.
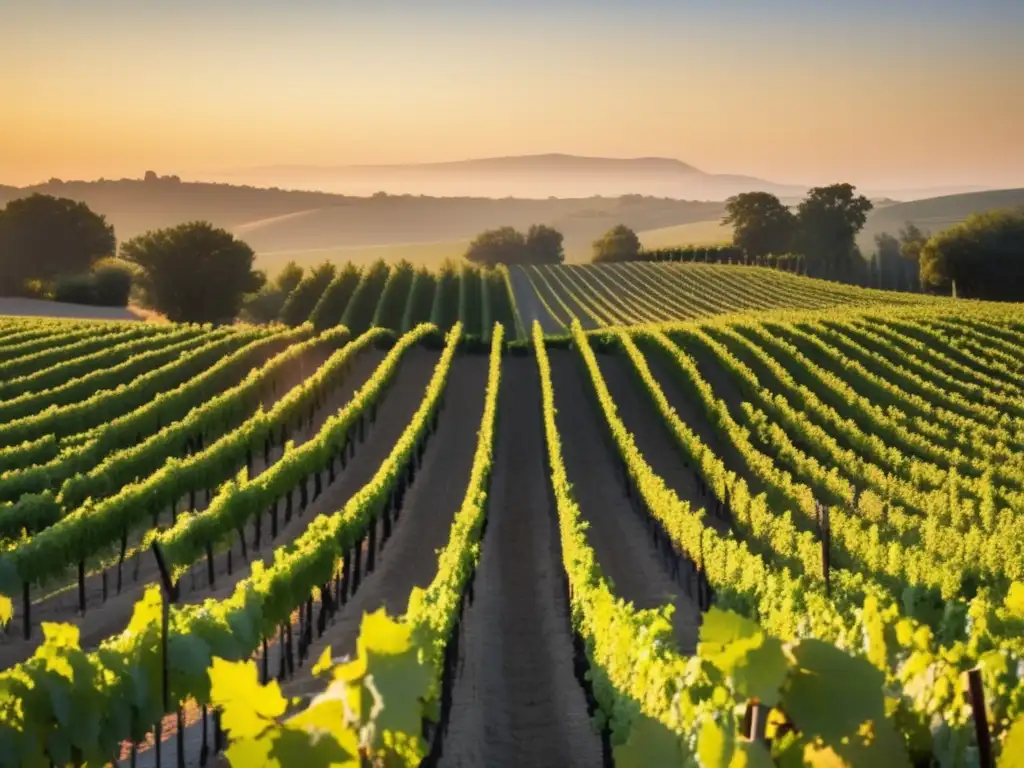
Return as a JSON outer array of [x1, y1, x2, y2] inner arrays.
[[722, 192, 797, 258], [464, 227, 528, 266], [525, 224, 564, 264], [592, 224, 641, 263], [873, 233, 901, 290], [897, 222, 929, 264], [919, 208, 1024, 301], [795, 184, 873, 280], [0, 194, 115, 294], [121, 221, 263, 322]]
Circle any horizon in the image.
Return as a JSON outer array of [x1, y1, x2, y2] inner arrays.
[[3, 0, 1023, 192]]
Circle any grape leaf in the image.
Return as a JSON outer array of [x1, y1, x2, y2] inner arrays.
[[353, 609, 432, 745], [209, 657, 287, 740], [612, 712, 683, 767], [1002, 714, 1024, 768], [782, 639, 910, 767], [698, 606, 786, 706]]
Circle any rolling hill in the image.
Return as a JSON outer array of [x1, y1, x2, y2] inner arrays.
[[213, 153, 811, 200]]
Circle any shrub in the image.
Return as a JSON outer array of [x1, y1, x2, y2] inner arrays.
[[52, 273, 97, 304]]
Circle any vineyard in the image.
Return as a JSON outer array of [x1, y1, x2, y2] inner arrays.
[[0, 262, 1021, 767]]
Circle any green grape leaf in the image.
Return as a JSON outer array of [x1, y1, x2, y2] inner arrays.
[[612, 712, 684, 767], [223, 735, 273, 768], [697, 714, 737, 768], [698, 607, 786, 706], [209, 657, 287, 740], [731, 741, 774, 768], [1001, 714, 1024, 768], [782, 639, 910, 768], [271, 724, 358, 768], [353, 609, 432, 745]]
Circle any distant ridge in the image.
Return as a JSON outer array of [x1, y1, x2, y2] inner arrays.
[[212, 153, 809, 200]]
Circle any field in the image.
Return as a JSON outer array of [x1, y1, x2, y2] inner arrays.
[[0, 263, 1021, 767]]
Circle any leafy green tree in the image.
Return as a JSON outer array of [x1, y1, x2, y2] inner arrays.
[[464, 227, 528, 266], [592, 224, 641, 263], [722, 192, 797, 258], [525, 224, 564, 264], [121, 221, 264, 322], [0, 194, 115, 294], [919, 208, 1024, 300], [795, 184, 873, 280]]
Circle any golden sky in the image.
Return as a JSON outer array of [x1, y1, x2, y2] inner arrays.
[[3, 1, 1023, 189]]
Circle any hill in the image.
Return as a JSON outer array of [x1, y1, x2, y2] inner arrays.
[[859, 187, 1024, 242], [0, 178, 724, 271], [213, 153, 810, 200]]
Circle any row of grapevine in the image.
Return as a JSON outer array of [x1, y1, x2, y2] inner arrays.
[[279, 262, 336, 326], [516, 262, 944, 329], [0, 327, 308, 497], [0, 323, 205, 400], [400, 267, 436, 333], [309, 262, 361, 331], [371, 259, 415, 332], [430, 262, 459, 331], [210, 322, 505, 764], [0, 326, 379, 599], [0, 323, 463, 766], [566, 321, 1024, 763], [0, 320, 147, 365], [340, 259, 391, 335], [458, 263, 483, 337], [0, 327, 276, 450], [153, 323, 427, 577], [0, 327, 219, 423]]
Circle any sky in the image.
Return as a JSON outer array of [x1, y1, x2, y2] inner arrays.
[[2, 0, 1023, 190]]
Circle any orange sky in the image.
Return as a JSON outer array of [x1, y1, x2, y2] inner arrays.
[[3, 1, 1023, 189]]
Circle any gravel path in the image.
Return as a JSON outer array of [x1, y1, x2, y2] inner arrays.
[[441, 356, 603, 767], [549, 350, 701, 653]]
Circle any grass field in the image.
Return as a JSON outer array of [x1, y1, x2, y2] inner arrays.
[[0, 264, 1021, 767]]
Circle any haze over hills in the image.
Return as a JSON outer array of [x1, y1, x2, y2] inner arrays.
[[210, 153, 813, 200], [1, 174, 1020, 273]]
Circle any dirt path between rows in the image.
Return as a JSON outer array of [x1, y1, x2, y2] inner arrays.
[[440, 356, 602, 768], [280, 354, 489, 700], [596, 351, 730, 535], [641, 335, 769, 500], [507, 266, 566, 334], [549, 350, 700, 653]]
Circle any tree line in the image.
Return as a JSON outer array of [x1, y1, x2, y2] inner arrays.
[[723, 186, 1023, 300], [0, 193, 264, 322]]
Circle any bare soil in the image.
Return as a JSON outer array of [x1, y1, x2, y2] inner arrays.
[[440, 356, 603, 767], [548, 350, 701, 653], [507, 266, 568, 334], [596, 350, 730, 535], [280, 354, 490, 700]]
